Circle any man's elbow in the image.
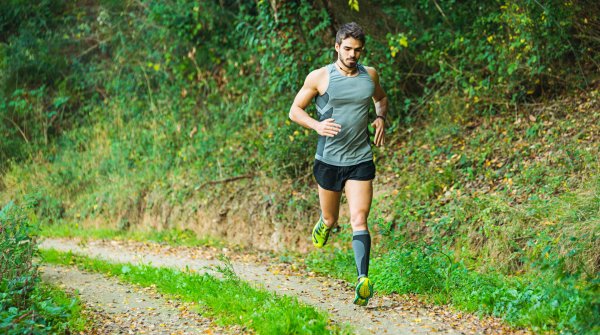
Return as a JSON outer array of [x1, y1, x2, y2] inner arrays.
[[288, 108, 297, 122]]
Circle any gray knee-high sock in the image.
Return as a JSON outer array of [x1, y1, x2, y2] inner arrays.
[[352, 230, 371, 278]]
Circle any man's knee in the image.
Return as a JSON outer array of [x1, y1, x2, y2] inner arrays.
[[322, 213, 338, 226], [350, 212, 368, 229]]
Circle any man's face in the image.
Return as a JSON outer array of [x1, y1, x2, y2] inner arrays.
[[335, 37, 364, 68]]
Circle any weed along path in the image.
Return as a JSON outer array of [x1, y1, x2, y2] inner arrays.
[[40, 238, 529, 335], [41, 264, 241, 334]]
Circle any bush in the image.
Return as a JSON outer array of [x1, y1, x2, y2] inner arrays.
[[0, 200, 82, 334], [0, 201, 38, 316]]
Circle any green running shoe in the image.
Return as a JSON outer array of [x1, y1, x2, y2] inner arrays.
[[311, 216, 331, 248], [353, 276, 374, 306]]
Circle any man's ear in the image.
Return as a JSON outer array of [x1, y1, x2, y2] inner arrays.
[[335, 43, 340, 53]]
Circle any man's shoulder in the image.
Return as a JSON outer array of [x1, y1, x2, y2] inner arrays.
[[362, 65, 379, 81], [305, 66, 329, 86], [307, 66, 329, 78], [362, 65, 378, 75]]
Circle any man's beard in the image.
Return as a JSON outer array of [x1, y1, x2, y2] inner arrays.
[[339, 57, 357, 69]]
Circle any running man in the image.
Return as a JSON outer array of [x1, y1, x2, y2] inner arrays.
[[289, 22, 388, 306]]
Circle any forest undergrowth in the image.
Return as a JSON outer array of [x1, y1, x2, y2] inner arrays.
[[1, 0, 598, 333]]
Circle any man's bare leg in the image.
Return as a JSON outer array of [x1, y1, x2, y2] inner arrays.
[[345, 179, 373, 232], [345, 179, 374, 305], [312, 185, 341, 248], [318, 185, 341, 227]]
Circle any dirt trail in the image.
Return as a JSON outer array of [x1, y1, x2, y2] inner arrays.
[[41, 265, 243, 334], [40, 238, 528, 335]]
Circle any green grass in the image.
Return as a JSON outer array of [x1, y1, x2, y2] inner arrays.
[[40, 224, 225, 248], [40, 248, 349, 335]]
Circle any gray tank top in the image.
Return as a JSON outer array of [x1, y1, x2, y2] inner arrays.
[[314, 63, 375, 166]]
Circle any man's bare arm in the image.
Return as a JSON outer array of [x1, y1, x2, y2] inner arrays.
[[289, 69, 341, 137], [367, 67, 388, 146], [368, 67, 388, 119]]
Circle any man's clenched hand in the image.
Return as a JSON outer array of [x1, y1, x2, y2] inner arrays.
[[315, 118, 342, 137]]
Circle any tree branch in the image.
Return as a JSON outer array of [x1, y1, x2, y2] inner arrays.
[[195, 174, 255, 190], [2, 116, 29, 144]]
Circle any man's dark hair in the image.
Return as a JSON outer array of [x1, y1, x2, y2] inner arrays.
[[335, 22, 365, 45]]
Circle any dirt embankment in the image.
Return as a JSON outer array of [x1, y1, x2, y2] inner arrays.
[[82, 177, 357, 253]]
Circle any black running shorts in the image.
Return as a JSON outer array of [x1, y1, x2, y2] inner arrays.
[[313, 159, 376, 192]]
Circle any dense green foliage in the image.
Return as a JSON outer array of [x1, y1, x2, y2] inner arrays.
[[1, 0, 599, 333], [383, 1, 596, 107], [2, 0, 596, 175], [0, 201, 86, 334], [41, 249, 347, 334]]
